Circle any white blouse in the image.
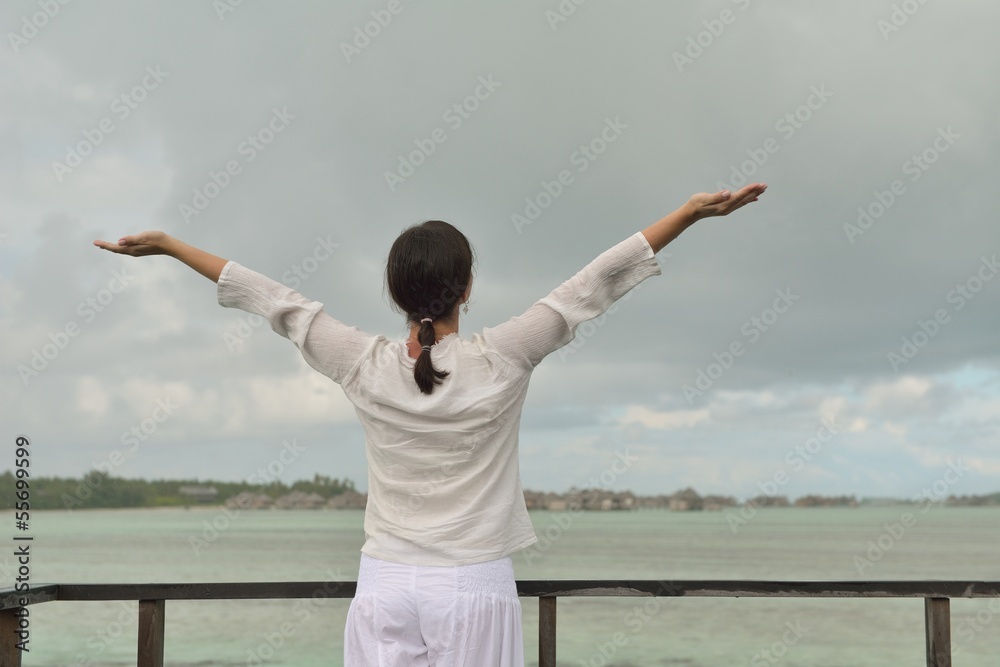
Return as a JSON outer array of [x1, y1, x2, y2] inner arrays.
[[216, 231, 662, 566]]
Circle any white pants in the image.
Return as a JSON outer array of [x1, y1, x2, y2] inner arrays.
[[344, 553, 524, 666]]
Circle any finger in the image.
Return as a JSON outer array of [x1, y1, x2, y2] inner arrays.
[[710, 189, 733, 203], [696, 190, 732, 208], [93, 239, 126, 253], [721, 192, 755, 211], [721, 192, 760, 214], [94, 238, 147, 255], [733, 183, 765, 199], [117, 234, 141, 246], [735, 184, 766, 204]]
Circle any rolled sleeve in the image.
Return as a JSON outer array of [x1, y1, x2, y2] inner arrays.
[[217, 261, 374, 384], [482, 232, 661, 369]]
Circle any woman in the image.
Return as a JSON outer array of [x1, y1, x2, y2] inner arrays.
[[94, 183, 766, 666]]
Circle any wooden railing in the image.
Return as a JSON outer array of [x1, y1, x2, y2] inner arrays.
[[2, 579, 998, 666]]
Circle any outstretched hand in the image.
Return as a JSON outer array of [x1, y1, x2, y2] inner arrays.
[[640, 182, 768, 253], [93, 231, 170, 257], [93, 231, 227, 282], [687, 183, 767, 220]]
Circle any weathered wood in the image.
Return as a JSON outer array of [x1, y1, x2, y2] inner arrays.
[[538, 596, 556, 667], [138, 600, 165, 667], [0, 607, 24, 667], [13, 580, 993, 603], [0, 584, 58, 610], [517, 580, 1000, 599], [925, 597, 951, 667], [54, 580, 357, 602]]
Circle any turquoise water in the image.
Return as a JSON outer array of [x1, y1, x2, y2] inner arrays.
[[7, 506, 1000, 666]]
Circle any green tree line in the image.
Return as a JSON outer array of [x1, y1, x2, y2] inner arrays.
[[0, 470, 356, 510]]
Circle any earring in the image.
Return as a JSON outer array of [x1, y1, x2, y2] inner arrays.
[[463, 302, 469, 315]]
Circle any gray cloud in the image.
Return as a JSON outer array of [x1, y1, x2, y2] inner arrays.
[[2, 0, 998, 498]]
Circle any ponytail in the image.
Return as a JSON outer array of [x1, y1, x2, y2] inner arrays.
[[413, 318, 449, 394]]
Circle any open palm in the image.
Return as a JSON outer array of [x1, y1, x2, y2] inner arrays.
[[93, 231, 168, 257], [689, 183, 767, 219]]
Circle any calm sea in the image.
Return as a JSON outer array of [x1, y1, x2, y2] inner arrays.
[[7, 506, 1000, 666]]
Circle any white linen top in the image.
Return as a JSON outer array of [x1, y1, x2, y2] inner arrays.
[[216, 231, 661, 566]]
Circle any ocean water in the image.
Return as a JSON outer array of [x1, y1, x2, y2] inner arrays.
[[6, 506, 1000, 666]]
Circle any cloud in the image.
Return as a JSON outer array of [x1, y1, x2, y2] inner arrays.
[[3, 0, 999, 496], [619, 405, 710, 430]]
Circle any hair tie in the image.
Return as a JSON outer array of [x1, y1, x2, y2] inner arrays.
[[420, 318, 433, 324], [421, 345, 432, 352]]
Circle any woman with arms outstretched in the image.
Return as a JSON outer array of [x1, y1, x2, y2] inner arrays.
[[94, 183, 766, 667]]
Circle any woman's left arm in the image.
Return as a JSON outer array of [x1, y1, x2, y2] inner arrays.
[[94, 231, 228, 282]]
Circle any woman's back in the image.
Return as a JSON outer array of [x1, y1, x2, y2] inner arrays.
[[346, 332, 536, 566]]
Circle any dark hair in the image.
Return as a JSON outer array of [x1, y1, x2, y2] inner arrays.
[[386, 220, 474, 394]]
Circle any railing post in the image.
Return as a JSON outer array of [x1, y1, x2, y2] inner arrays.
[[137, 599, 165, 667], [924, 597, 951, 667], [0, 607, 24, 667], [539, 596, 556, 667]]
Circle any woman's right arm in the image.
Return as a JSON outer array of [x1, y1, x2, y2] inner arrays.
[[482, 183, 767, 369], [481, 231, 662, 369]]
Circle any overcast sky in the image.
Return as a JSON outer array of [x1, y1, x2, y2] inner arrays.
[[2, 0, 998, 502]]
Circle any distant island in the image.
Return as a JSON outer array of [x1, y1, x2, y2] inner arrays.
[[2, 471, 998, 511], [0, 470, 355, 511]]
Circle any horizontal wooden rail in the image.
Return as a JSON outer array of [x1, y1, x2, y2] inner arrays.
[[5, 579, 1000, 606], [3, 580, 997, 667]]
